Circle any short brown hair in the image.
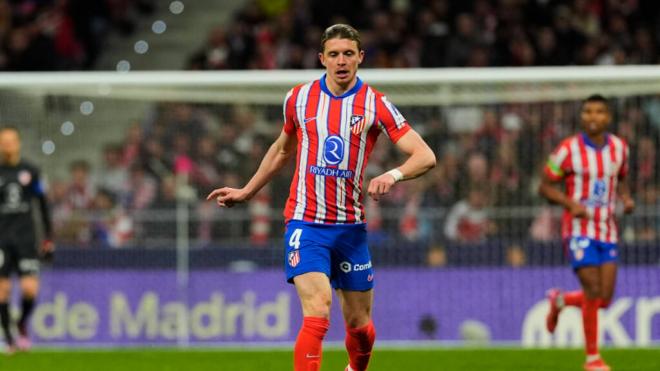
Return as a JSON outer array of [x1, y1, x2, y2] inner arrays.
[[320, 24, 361, 52]]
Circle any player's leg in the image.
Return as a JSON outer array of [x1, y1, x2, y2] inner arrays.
[[14, 241, 40, 351], [16, 274, 39, 350], [598, 262, 616, 308], [331, 224, 375, 371], [293, 272, 332, 371], [576, 265, 608, 369], [337, 289, 375, 371], [0, 244, 16, 353], [0, 277, 14, 353], [284, 222, 333, 371]]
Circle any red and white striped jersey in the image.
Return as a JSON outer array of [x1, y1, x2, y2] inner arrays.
[[282, 75, 411, 224], [544, 133, 629, 243]]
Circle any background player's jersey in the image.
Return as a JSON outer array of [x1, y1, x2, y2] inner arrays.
[[282, 75, 411, 224], [544, 133, 629, 243], [0, 160, 52, 243]]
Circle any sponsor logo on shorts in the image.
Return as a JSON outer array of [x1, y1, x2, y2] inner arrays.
[[339, 260, 372, 274], [610, 249, 617, 257], [340, 261, 352, 273], [288, 251, 300, 268]]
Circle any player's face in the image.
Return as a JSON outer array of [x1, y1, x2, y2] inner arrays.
[[319, 38, 364, 88], [580, 101, 610, 135], [0, 129, 21, 159]]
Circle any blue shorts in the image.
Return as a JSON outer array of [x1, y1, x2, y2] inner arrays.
[[566, 236, 618, 270], [284, 220, 374, 291]]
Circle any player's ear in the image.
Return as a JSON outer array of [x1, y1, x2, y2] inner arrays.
[[318, 52, 326, 67], [357, 49, 364, 65]]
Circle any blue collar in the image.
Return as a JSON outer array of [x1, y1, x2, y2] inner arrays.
[[319, 74, 363, 98], [581, 132, 609, 150]]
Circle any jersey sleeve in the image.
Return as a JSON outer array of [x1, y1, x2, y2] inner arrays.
[[543, 142, 572, 181], [282, 88, 297, 135], [375, 95, 411, 143]]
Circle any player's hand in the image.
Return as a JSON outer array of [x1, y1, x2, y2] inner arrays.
[[367, 173, 397, 201], [40, 239, 55, 262], [622, 196, 635, 214], [206, 187, 249, 208], [569, 202, 587, 218]]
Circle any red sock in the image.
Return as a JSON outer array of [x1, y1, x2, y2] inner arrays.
[[294, 317, 329, 371], [345, 321, 376, 371], [564, 291, 583, 307], [582, 297, 601, 356]]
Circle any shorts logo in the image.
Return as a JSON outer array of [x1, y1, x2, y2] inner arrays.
[[323, 136, 344, 165], [288, 251, 300, 268], [340, 261, 352, 273], [610, 249, 617, 257], [574, 249, 584, 261], [367, 274, 374, 282], [18, 170, 31, 186]]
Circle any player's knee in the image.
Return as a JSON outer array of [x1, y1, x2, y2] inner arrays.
[[344, 310, 372, 329], [305, 297, 332, 319]]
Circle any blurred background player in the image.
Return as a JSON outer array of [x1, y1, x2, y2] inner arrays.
[[539, 95, 635, 371], [0, 127, 54, 354], [207, 24, 436, 371]]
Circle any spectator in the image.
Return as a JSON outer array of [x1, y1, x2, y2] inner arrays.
[[444, 187, 495, 243]]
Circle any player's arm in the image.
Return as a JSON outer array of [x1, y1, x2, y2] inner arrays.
[[617, 175, 635, 214], [538, 171, 586, 218], [367, 129, 436, 201], [207, 130, 297, 207], [33, 172, 55, 258]]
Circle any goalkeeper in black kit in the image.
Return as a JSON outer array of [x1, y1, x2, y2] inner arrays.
[[0, 126, 54, 354]]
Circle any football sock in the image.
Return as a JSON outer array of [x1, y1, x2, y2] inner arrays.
[[582, 297, 601, 356], [563, 290, 583, 307], [294, 316, 329, 371], [0, 302, 13, 345], [18, 297, 35, 335], [345, 320, 376, 371]]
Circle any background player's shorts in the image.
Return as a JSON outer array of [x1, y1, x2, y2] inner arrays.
[[0, 239, 40, 277], [284, 220, 374, 291], [566, 236, 618, 270]]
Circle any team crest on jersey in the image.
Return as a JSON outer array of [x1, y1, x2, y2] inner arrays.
[[350, 114, 365, 135], [18, 170, 31, 185], [288, 251, 300, 267]]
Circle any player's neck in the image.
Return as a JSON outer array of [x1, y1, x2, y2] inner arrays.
[[324, 75, 357, 97], [583, 132, 607, 147]]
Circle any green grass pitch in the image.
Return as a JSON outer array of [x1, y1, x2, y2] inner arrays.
[[2, 348, 659, 370]]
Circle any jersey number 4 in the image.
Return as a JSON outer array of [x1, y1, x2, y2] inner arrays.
[[289, 228, 303, 250]]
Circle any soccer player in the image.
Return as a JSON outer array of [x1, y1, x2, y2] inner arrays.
[[0, 127, 54, 354], [540, 95, 634, 371], [207, 24, 436, 371]]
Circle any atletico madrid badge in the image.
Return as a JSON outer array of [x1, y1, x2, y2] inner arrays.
[[350, 114, 365, 135], [288, 250, 300, 267]]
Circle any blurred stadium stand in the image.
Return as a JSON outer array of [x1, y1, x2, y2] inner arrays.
[[2, 0, 660, 267]]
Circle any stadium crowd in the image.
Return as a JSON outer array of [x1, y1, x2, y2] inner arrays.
[[0, 0, 155, 70], [188, 0, 660, 70], [48, 98, 660, 253], [3, 0, 657, 263]]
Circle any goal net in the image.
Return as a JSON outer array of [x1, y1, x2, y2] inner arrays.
[[0, 67, 658, 347]]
